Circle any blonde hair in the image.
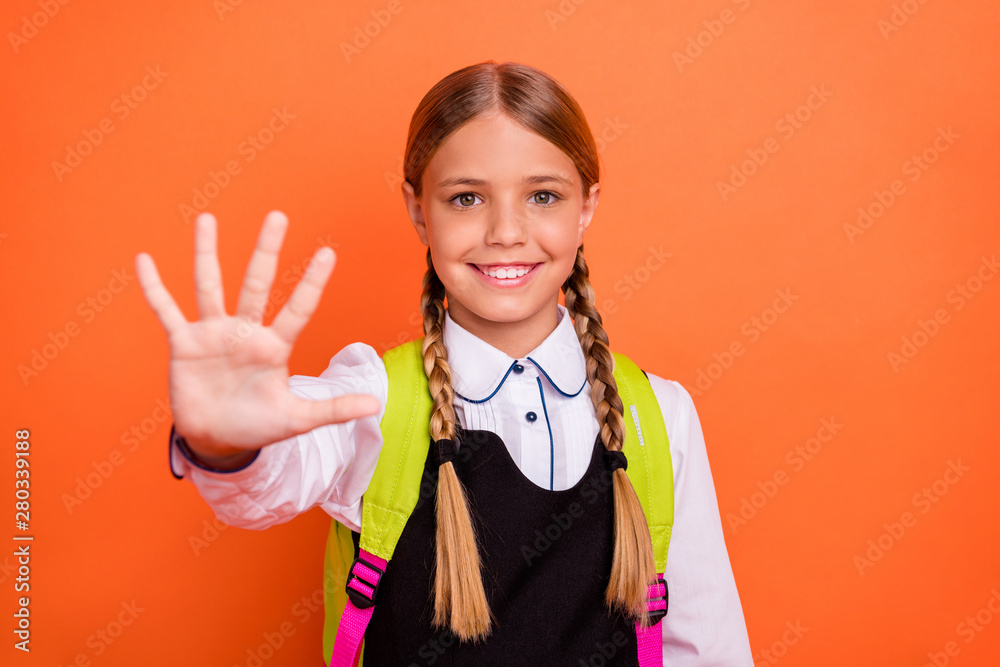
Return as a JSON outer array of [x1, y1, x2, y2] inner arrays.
[[406, 61, 656, 641]]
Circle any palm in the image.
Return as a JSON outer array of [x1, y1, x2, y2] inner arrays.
[[136, 211, 379, 458], [166, 316, 295, 449]]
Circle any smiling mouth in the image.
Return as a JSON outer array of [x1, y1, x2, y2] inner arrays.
[[472, 263, 538, 280]]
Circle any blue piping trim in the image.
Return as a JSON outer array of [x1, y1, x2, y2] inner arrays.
[[453, 361, 520, 404], [536, 377, 555, 491], [169, 424, 184, 480], [170, 423, 260, 475], [527, 356, 586, 398]]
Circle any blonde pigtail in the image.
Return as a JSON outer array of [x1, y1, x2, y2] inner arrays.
[[420, 250, 493, 641], [562, 246, 657, 625]]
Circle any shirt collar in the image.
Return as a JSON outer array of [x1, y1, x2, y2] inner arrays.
[[443, 304, 588, 402]]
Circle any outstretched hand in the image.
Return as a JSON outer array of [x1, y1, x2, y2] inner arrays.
[[135, 211, 380, 462]]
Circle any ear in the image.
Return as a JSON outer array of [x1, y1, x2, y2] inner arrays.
[[402, 180, 429, 247], [577, 182, 601, 246]]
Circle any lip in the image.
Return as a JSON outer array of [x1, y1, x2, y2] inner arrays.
[[469, 262, 540, 288]]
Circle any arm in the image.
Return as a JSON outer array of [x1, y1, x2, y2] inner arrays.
[[646, 375, 753, 666], [136, 211, 384, 529], [169, 342, 388, 532]]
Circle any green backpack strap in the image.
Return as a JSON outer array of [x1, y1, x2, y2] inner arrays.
[[323, 338, 432, 664], [612, 352, 675, 573], [359, 338, 433, 558]]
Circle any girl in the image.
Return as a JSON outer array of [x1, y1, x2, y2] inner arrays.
[[136, 61, 752, 665]]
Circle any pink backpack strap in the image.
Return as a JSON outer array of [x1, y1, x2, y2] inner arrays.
[[635, 574, 668, 666], [333, 559, 665, 665], [330, 549, 388, 667]]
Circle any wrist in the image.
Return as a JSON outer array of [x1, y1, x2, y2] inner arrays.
[[173, 428, 259, 472]]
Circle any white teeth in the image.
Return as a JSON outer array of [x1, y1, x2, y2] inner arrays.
[[479, 265, 531, 279]]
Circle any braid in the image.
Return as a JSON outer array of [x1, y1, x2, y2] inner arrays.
[[562, 246, 657, 624], [420, 249, 492, 641]]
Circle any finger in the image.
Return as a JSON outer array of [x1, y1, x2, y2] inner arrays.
[[194, 212, 227, 319], [289, 393, 381, 433], [236, 210, 289, 321], [135, 252, 189, 334], [270, 245, 336, 345]]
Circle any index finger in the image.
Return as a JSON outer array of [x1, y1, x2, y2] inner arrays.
[[236, 210, 289, 319], [270, 246, 336, 345]]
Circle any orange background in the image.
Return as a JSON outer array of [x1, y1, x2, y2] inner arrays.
[[3, 1, 1000, 665]]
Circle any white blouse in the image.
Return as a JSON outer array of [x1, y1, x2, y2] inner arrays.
[[170, 305, 753, 666]]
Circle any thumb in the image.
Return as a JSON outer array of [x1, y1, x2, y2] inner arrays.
[[289, 393, 382, 433]]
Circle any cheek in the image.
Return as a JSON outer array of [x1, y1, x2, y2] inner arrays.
[[540, 237, 580, 289], [427, 231, 476, 292], [426, 214, 473, 262], [431, 233, 472, 268], [539, 213, 584, 256]]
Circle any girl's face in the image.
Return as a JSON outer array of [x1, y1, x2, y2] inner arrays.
[[402, 112, 600, 347]]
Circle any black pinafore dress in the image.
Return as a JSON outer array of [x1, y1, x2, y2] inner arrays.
[[360, 426, 640, 666]]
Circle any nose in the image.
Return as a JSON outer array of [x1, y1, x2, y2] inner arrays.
[[485, 199, 527, 247]]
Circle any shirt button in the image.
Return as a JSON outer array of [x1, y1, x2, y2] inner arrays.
[[526, 411, 537, 422], [512, 363, 524, 374]]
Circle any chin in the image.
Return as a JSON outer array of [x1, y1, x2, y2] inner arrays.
[[472, 301, 551, 324]]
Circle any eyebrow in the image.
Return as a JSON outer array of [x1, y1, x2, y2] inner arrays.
[[435, 174, 576, 189]]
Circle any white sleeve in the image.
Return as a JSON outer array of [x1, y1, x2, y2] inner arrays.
[[646, 374, 754, 666], [168, 342, 388, 533]]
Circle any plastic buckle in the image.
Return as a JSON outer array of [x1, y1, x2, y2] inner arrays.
[[645, 577, 668, 625], [345, 555, 385, 610]]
